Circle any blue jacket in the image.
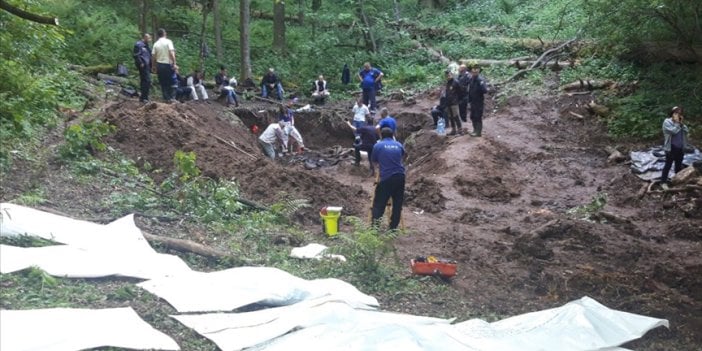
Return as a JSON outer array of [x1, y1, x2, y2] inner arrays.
[[133, 40, 151, 70]]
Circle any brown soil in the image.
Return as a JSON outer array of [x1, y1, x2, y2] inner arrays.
[[2, 84, 701, 350]]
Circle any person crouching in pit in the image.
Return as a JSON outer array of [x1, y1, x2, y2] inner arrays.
[[258, 121, 287, 159]]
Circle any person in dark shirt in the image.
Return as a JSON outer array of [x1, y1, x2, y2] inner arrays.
[[660, 106, 689, 185], [214, 66, 239, 107], [468, 65, 489, 137], [444, 70, 464, 135], [371, 127, 406, 230], [358, 62, 383, 112], [132, 33, 152, 103], [431, 94, 447, 127], [346, 115, 379, 176], [457, 64, 470, 123], [172, 67, 192, 102], [261, 68, 284, 100]]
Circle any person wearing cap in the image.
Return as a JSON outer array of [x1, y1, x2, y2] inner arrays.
[[444, 69, 464, 136], [371, 127, 406, 230], [660, 106, 689, 185], [468, 65, 488, 137], [358, 62, 384, 112], [133, 33, 152, 103], [261, 68, 284, 100], [258, 121, 287, 159]]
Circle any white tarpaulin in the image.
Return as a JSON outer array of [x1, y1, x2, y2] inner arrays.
[[138, 266, 379, 312], [0, 307, 180, 351], [173, 296, 667, 351], [0, 203, 192, 279], [0, 204, 669, 350]]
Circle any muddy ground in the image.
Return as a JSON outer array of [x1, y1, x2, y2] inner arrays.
[[2, 84, 701, 350]]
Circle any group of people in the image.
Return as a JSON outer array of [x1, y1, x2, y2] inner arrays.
[[432, 64, 488, 137]]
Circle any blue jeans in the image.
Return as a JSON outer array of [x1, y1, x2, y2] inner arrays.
[[157, 63, 174, 100], [221, 89, 238, 105], [262, 83, 284, 100]]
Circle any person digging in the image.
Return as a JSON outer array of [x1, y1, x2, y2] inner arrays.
[[345, 115, 378, 176], [370, 127, 406, 230]]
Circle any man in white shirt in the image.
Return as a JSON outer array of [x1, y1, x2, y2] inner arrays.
[[351, 99, 370, 129], [258, 121, 287, 159], [151, 28, 177, 102]]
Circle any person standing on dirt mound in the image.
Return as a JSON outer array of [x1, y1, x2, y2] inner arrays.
[[258, 121, 287, 159], [457, 64, 471, 124], [371, 127, 406, 230], [345, 115, 378, 176], [151, 28, 177, 102], [444, 70, 464, 136], [358, 62, 383, 112], [132, 33, 152, 103], [468, 65, 488, 137], [660, 106, 689, 185]]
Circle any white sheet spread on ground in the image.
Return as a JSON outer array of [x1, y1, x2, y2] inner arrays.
[[138, 266, 379, 312], [0, 203, 192, 279], [0, 203, 669, 350], [0, 307, 180, 351]]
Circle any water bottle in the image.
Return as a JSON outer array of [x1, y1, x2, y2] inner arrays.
[[437, 117, 446, 136]]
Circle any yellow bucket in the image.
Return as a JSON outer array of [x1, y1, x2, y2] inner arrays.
[[320, 210, 341, 237]]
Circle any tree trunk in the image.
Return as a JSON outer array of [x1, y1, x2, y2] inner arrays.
[[459, 58, 579, 69], [240, 0, 252, 81], [137, 0, 147, 34], [273, 0, 287, 53], [297, 0, 304, 24], [392, 0, 400, 21], [312, 0, 321, 12], [198, 0, 211, 73], [213, 0, 223, 62], [358, 0, 377, 52]]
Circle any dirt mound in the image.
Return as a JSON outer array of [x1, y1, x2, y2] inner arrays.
[[405, 176, 446, 213], [103, 100, 366, 220], [454, 175, 520, 202]]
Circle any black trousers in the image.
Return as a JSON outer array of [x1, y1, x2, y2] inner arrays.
[[157, 63, 174, 101], [138, 66, 151, 101], [458, 98, 468, 122], [354, 145, 374, 169], [661, 145, 684, 182], [470, 101, 484, 133], [372, 173, 405, 230]]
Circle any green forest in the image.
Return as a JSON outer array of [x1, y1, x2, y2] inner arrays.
[[2, 0, 701, 164], [1, 0, 702, 350]]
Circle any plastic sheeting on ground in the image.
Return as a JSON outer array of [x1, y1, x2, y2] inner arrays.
[[138, 266, 379, 312], [174, 296, 667, 351], [0, 203, 192, 279], [290, 243, 347, 261], [629, 146, 702, 181], [0, 307, 180, 351]]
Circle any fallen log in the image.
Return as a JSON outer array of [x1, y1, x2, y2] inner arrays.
[[586, 101, 610, 117], [142, 232, 233, 261], [460, 58, 578, 70], [496, 37, 579, 86], [69, 64, 115, 75], [97, 73, 130, 85], [561, 79, 614, 91]]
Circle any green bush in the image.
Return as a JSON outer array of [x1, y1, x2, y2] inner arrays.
[[59, 120, 115, 160]]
